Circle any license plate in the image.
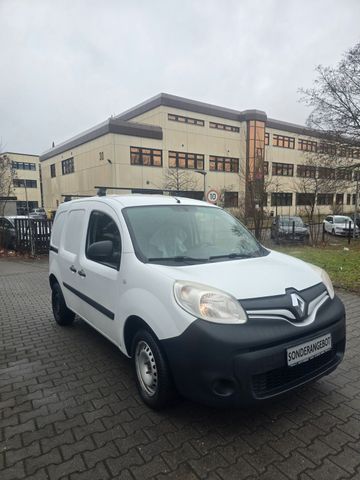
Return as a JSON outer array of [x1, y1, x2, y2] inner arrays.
[[287, 333, 332, 367]]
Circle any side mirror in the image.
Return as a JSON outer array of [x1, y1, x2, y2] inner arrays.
[[87, 240, 113, 261], [304, 223, 309, 228]]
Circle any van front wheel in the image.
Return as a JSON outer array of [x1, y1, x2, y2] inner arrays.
[[51, 282, 75, 326], [132, 329, 175, 409]]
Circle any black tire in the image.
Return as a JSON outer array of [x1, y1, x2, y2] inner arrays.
[[51, 282, 75, 326], [132, 329, 176, 409]]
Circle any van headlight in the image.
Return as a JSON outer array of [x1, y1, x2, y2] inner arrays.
[[309, 264, 335, 299], [174, 281, 247, 324]]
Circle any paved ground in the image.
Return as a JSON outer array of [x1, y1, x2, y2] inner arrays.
[[0, 257, 360, 480]]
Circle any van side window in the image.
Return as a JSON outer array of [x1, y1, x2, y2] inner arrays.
[[86, 211, 121, 270], [64, 209, 85, 253], [51, 211, 66, 247]]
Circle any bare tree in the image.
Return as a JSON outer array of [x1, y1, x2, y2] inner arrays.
[[0, 152, 16, 216], [0, 151, 16, 248], [162, 168, 200, 194], [243, 151, 273, 241], [293, 147, 353, 243], [298, 42, 360, 241], [300, 42, 360, 144]]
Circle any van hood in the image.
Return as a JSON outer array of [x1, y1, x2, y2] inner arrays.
[[148, 250, 323, 299]]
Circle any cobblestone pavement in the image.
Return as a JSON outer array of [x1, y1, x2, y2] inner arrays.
[[1, 258, 360, 480]]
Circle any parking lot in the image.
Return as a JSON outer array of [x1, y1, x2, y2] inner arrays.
[[1, 258, 360, 480]]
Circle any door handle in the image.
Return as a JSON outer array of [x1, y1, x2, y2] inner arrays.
[[78, 269, 86, 278], [69, 265, 77, 273]]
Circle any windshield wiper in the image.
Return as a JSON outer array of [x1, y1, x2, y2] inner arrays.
[[209, 252, 257, 260], [147, 255, 209, 263]]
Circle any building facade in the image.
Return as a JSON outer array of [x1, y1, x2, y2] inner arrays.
[[40, 94, 359, 215], [3, 152, 42, 214]]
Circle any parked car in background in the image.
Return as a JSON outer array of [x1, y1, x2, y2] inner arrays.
[[351, 214, 360, 228], [323, 215, 359, 236], [2, 216, 51, 251], [271, 216, 310, 243], [0, 217, 16, 249], [29, 208, 47, 220]]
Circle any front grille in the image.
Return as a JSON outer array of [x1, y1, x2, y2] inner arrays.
[[252, 348, 337, 398]]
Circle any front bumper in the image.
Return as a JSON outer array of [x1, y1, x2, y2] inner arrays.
[[161, 295, 345, 407]]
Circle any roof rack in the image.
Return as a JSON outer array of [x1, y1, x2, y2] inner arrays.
[[94, 186, 185, 197], [61, 194, 91, 202], [94, 186, 132, 197]]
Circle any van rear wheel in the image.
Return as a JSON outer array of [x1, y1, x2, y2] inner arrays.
[[132, 329, 175, 409], [51, 282, 75, 326]]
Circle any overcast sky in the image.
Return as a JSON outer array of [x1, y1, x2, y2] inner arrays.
[[1, 0, 360, 155]]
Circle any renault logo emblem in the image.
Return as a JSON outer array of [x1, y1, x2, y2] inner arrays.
[[290, 293, 306, 318]]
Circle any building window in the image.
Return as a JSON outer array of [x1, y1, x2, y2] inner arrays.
[[224, 192, 238, 207], [209, 121, 239, 133], [354, 171, 360, 182], [130, 147, 162, 167], [12, 161, 36, 171], [168, 113, 204, 126], [209, 155, 239, 173], [272, 162, 294, 176], [99, 151, 104, 161], [271, 193, 293, 207], [346, 194, 351, 205], [272, 134, 295, 149], [297, 165, 316, 178], [264, 161, 269, 175], [265, 133, 269, 145], [337, 169, 352, 181], [50, 164, 56, 178], [296, 193, 315, 206], [317, 193, 334, 205], [61, 157, 74, 175], [336, 193, 344, 205], [318, 167, 335, 179], [339, 147, 360, 158], [298, 139, 317, 152], [13, 179, 37, 188], [168, 151, 204, 170], [352, 194, 357, 205], [318, 143, 337, 155], [16, 201, 38, 215]]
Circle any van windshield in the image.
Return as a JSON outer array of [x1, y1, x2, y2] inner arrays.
[[123, 205, 268, 265]]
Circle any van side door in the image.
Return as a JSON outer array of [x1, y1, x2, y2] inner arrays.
[[74, 206, 123, 344], [59, 208, 87, 314]]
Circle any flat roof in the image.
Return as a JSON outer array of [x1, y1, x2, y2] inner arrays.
[[3, 151, 39, 158], [40, 118, 163, 162], [40, 93, 321, 162]]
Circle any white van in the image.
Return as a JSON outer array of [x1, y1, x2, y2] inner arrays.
[[49, 195, 346, 408]]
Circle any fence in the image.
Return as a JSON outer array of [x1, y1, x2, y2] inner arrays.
[[247, 221, 358, 246], [14, 218, 53, 255]]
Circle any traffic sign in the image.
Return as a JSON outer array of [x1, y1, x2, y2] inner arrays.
[[207, 190, 219, 204]]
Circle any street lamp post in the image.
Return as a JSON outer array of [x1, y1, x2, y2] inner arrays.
[[23, 180, 35, 256], [195, 170, 207, 201], [354, 166, 359, 238], [336, 163, 360, 238]]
